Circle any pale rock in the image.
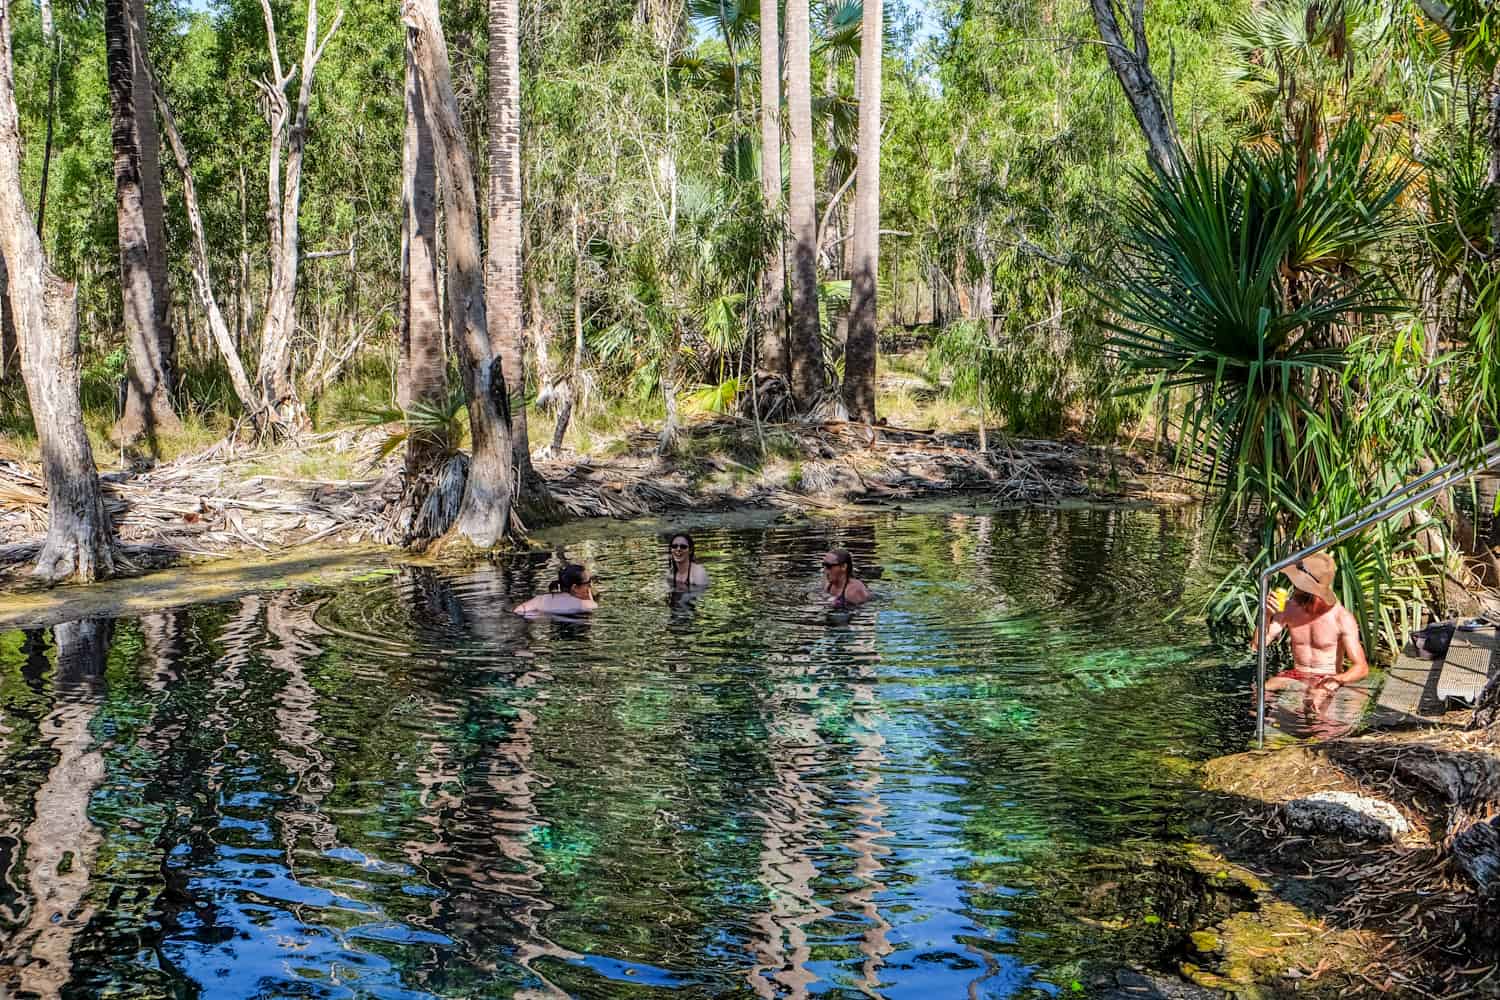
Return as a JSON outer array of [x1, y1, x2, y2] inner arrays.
[[1282, 791, 1410, 841]]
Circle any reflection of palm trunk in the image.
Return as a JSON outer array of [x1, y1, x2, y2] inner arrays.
[[134, 611, 188, 755], [0, 620, 109, 1000], [846, 670, 891, 989], [264, 592, 338, 854], [449, 570, 579, 998], [748, 672, 831, 999]]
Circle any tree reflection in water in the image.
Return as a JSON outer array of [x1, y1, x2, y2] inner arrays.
[[0, 620, 110, 1000], [0, 508, 1246, 998]]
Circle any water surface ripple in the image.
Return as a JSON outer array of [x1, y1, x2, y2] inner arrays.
[[0, 507, 1247, 998]]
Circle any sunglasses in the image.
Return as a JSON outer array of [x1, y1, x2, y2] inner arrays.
[[670, 543, 690, 550]]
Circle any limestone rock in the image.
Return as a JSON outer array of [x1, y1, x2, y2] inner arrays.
[[1282, 790, 1410, 841]]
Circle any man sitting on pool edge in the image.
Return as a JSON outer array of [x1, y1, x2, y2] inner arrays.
[[1252, 550, 1369, 716]]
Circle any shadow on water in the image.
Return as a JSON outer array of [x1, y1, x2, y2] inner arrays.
[[0, 507, 1272, 998]]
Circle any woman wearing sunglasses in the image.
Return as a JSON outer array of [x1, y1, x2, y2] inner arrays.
[[821, 549, 870, 607], [514, 563, 599, 616], [666, 531, 709, 590]]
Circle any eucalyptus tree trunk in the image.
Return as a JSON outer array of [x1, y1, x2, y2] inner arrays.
[[758, 0, 788, 380], [395, 32, 451, 544], [254, 0, 343, 432], [487, 0, 560, 526], [0, 1, 114, 582], [107, 0, 179, 446], [842, 0, 881, 424], [404, 0, 516, 549], [155, 87, 259, 419], [1088, 0, 1180, 179], [784, 0, 824, 409]]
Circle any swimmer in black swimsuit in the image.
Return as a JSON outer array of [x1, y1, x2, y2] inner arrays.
[[666, 531, 709, 590], [821, 549, 871, 607]]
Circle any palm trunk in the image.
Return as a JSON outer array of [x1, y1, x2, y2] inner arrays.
[[396, 31, 450, 544], [758, 0, 788, 381], [841, 0, 880, 424], [130, 0, 173, 394], [0, 251, 15, 381], [0, 1, 114, 582], [783, 0, 824, 409], [487, 0, 560, 525], [107, 0, 179, 447], [404, 0, 515, 549]]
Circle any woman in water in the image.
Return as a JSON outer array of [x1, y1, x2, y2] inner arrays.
[[514, 563, 599, 616], [821, 549, 871, 607], [666, 531, 709, 590]]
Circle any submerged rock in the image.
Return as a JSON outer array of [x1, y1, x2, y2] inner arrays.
[[1097, 968, 1224, 999], [1282, 790, 1410, 841]]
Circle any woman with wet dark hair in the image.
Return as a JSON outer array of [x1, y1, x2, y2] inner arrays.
[[666, 531, 709, 590], [821, 549, 871, 607], [514, 563, 599, 616]]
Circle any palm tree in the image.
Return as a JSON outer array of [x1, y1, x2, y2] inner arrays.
[[106, 0, 179, 446], [405, 0, 517, 549], [784, 0, 825, 407], [488, 0, 558, 524], [841, 0, 879, 422], [396, 25, 448, 541], [758, 0, 788, 380]]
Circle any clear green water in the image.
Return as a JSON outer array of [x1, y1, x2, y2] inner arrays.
[[0, 506, 1250, 998]]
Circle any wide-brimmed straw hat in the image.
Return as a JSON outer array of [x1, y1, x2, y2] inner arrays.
[[1284, 551, 1338, 605]]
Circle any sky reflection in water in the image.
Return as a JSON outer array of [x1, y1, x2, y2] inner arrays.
[[0, 507, 1248, 998]]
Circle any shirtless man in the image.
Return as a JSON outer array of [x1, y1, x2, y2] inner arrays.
[[1252, 551, 1369, 715]]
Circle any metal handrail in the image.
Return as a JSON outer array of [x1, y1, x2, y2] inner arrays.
[[1255, 439, 1500, 747]]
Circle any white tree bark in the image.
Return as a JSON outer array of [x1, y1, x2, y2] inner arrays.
[[0, 0, 114, 583], [254, 0, 342, 431], [1088, 0, 1180, 178], [154, 87, 259, 418]]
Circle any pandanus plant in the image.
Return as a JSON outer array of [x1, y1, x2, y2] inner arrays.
[[1104, 128, 1431, 647], [1104, 127, 1413, 548]]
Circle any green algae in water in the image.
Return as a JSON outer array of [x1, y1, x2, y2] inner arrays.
[[0, 507, 1250, 998]]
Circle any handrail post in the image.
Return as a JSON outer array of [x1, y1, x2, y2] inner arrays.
[[1256, 572, 1269, 748]]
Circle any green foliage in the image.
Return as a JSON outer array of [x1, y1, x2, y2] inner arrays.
[[363, 388, 470, 463], [1105, 128, 1412, 538]]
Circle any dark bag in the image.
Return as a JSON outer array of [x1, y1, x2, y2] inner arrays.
[[1411, 622, 1454, 661]]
